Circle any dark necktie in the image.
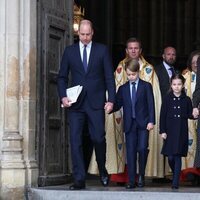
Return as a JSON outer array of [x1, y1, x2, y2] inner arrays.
[[131, 82, 136, 118], [83, 45, 87, 72], [169, 67, 175, 76]]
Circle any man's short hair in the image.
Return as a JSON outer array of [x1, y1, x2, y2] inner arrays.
[[126, 37, 142, 49]]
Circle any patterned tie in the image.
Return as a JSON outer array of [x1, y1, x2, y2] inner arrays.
[[131, 82, 136, 118], [83, 45, 87, 72], [169, 67, 175, 77]]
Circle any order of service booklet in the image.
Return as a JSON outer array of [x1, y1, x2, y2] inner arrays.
[[66, 85, 83, 103]]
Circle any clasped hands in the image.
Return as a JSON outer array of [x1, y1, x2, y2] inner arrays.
[[104, 102, 114, 113], [61, 97, 114, 112]]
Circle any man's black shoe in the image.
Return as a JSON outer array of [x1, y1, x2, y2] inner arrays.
[[69, 182, 85, 190], [171, 185, 179, 189], [126, 183, 136, 189], [137, 175, 145, 187], [100, 174, 109, 186]]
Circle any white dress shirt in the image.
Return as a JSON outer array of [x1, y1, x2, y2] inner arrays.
[[79, 41, 92, 65], [163, 61, 174, 78]]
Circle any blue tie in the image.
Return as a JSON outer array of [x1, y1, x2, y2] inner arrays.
[[169, 67, 175, 76], [83, 45, 87, 72], [131, 82, 136, 118]]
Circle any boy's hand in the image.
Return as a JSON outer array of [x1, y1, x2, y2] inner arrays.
[[146, 123, 154, 131]]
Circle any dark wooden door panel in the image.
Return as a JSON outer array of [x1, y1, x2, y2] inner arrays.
[[37, 0, 73, 186]]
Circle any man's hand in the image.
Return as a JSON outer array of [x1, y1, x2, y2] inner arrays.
[[61, 97, 72, 107], [104, 102, 114, 114]]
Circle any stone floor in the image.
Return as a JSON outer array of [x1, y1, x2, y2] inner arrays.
[[33, 177, 200, 192], [27, 176, 200, 200]]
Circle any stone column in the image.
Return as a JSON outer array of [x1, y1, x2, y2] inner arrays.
[[0, 0, 38, 199]]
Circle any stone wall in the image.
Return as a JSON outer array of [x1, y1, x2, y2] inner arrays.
[[0, 0, 38, 199]]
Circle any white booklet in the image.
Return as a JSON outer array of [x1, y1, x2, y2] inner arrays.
[[66, 85, 83, 103]]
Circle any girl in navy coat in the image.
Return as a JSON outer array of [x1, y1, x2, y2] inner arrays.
[[160, 74, 193, 189]]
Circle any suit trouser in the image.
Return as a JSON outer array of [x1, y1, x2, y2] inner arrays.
[[68, 97, 106, 182], [168, 155, 182, 187], [125, 119, 149, 184], [82, 122, 93, 172]]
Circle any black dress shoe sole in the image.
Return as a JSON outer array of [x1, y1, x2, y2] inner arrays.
[[100, 176, 109, 186], [171, 186, 179, 189], [69, 185, 86, 190], [101, 182, 109, 187], [137, 184, 145, 188], [126, 184, 136, 189]]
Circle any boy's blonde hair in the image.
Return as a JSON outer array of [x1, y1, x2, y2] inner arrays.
[[125, 58, 140, 72]]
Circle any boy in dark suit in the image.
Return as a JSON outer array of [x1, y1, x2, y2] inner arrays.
[[106, 58, 155, 189]]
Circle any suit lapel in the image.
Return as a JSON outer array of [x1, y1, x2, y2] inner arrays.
[[124, 82, 132, 106], [162, 63, 171, 82], [74, 43, 85, 73]]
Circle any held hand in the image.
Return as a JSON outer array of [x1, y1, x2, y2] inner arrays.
[[161, 133, 167, 140], [104, 102, 113, 114], [193, 108, 199, 118], [61, 97, 72, 107], [146, 123, 154, 131]]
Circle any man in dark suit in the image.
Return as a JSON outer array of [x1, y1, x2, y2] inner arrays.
[[154, 46, 177, 101], [106, 59, 155, 189], [57, 20, 116, 190], [193, 56, 200, 167]]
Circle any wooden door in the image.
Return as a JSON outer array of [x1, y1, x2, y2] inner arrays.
[[37, 0, 73, 186]]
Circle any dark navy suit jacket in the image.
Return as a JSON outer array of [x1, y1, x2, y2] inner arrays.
[[154, 63, 170, 101], [114, 79, 155, 132], [57, 42, 116, 109]]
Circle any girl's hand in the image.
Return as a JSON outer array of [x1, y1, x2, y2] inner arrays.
[[193, 108, 199, 118], [161, 133, 167, 140]]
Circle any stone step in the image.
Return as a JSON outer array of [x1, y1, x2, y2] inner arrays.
[[27, 184, 200, 200]]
